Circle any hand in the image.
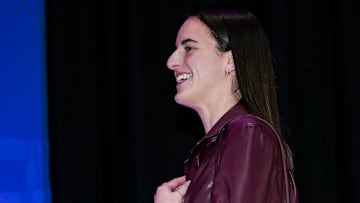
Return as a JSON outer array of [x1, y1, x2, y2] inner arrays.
[[154, 175, 191, 203]]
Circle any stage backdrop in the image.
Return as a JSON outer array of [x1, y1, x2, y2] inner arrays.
[[0, 0, 51, 203]]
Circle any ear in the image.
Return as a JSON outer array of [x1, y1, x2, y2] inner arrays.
[[226, 51, 234, 65], [225, 51, 235, 73]]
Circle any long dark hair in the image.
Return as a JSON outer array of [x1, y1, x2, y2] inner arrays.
[[194, 9, 294, 170]]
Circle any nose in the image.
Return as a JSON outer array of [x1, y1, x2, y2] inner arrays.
[[167, 49, 181, 70]]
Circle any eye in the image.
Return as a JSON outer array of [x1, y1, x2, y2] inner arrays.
[[184, 46, 193, 52]]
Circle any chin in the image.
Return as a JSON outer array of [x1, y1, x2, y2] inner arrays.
[[174, 94, 196, 109], [174, 94, 185, 105]]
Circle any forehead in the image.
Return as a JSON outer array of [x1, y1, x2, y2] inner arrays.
[[175, 17, 213, 46]]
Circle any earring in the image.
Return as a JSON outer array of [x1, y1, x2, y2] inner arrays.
[[226, 67, 231, 75]]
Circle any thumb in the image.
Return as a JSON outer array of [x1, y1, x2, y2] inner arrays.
[[177, 180, 191, 196]]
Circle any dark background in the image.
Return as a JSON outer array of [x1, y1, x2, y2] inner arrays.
[[46, 0, 359, 202]]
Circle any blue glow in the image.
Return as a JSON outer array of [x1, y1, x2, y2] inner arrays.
[[0, 0, 51, 202]]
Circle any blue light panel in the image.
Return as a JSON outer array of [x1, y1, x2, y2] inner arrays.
[[0, 0, 51, 202]]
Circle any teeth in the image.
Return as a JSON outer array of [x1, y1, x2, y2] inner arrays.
[[176, 73, 192, 83]]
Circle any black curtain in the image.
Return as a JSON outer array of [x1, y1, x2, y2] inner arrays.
[[46, 0, 359, 202]]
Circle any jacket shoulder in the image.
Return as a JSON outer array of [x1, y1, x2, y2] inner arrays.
[[225, 114, 279, 144]]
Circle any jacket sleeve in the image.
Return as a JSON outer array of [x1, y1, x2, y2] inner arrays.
[[211, 120, 282, 203]]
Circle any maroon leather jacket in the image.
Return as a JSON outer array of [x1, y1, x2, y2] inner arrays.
[[183, 102, 298, 203]]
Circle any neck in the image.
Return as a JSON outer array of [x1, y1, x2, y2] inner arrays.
[[194, 97, 238, 134]]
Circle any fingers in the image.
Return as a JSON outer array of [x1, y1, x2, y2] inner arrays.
[[154, 176, 190, 203], [154, 177, 190, 203], [165, 175, 187, 189], [176, 180, 191, 196]]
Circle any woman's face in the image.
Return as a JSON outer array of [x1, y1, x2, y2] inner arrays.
[[167, 17, 231, 109]]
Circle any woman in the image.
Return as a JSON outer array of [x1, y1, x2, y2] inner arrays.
[[155, 9, 298, 203]]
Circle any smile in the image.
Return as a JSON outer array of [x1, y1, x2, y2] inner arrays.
[[176, 73, 193, 83]]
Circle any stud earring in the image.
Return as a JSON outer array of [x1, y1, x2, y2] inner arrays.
[[226, 67, 231, 75]]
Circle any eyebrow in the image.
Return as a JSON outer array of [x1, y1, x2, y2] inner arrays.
[[180, 38, 199, 45]]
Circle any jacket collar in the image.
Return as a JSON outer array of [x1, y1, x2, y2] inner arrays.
[[204, 101, 249, 138]]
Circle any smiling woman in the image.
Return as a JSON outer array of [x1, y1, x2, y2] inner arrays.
[[167, 16, 234, 119], [155, 8, 298, 203]]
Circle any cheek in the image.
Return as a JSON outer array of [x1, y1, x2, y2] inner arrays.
[[183, 55, 200, 72], [204, 54, 225, 72], [185, 51, 225, 75]]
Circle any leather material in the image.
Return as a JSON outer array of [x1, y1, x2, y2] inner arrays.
[[183, 103, 298, 203]]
